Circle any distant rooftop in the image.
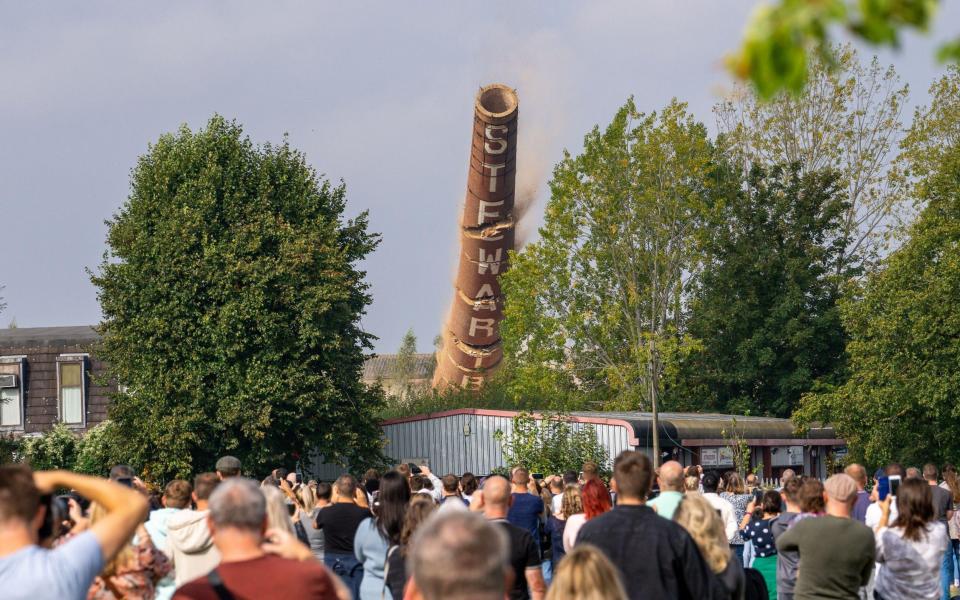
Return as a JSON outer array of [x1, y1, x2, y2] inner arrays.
[[0, 325, 100, 347], [362, 353, 435, 382]]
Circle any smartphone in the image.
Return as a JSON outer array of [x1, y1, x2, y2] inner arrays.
[[878, 476, 890, 500], [889, 475, 902, 497], [532, 473, 544, 480]]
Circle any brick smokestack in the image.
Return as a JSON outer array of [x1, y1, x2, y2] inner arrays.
[[433, 83, 518, 390]]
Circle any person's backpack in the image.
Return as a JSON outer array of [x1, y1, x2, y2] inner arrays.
[[743, 567, 769, 600]]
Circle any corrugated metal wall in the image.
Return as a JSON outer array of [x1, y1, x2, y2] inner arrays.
[[382, 413, 632, 476], [307, 413, 634, 479]]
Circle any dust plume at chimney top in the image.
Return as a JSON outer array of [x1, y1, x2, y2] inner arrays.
[[432, 83, 518, 390]]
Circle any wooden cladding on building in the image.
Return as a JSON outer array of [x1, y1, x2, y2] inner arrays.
[[0, 327, 114, 434]]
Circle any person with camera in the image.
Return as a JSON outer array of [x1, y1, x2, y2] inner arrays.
[[0, 464, 149, 600]]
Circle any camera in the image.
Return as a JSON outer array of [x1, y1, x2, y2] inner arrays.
[[37, 494, 68, 545]]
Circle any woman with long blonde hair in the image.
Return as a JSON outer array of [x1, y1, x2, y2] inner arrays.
[[674, 494, 744, 600], [85, 502, 170, 599], [261, 484, 297, 536], [545, 544, 627, 600], [719, 472, 752, 565], [549, 484, 583, 567]]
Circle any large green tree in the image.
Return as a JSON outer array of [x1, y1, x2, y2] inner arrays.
[[501, 98, 723, 461], [716, 47, 908, 276], [92, 116, 385, 481], [796, 68, 960, 465], [796, 143, 960, 465], [676, 164, 851, 417]]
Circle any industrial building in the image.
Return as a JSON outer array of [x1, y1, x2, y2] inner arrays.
[[311, 408, 845, 480]]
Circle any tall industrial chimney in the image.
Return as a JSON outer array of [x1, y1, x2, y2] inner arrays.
[[433, 83, 518, 390]]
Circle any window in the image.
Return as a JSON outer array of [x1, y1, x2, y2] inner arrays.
[[58, 358, 86, 426], [0, 357, 24, 428]]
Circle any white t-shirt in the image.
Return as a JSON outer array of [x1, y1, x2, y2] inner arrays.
[[0, 531, 104, 600], [703, 493, 738, 542], [865, 499, 898, 529], [875, 522, 949, 600], [563, 513, 587, 553], [551, 493, 563, 517]]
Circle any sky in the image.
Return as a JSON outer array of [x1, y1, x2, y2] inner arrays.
[[1, 2, 958, 353]]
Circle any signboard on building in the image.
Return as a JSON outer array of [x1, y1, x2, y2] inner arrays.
[[701, 447, 735, 468], [718, 447, 735, 467], [772, 445, 805, 467], [701, 448, 718, 467]]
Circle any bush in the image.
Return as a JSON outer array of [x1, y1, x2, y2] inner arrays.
[[7, 421, 122, 477], [0, 432, 22, 464], [494, 412, 609, 477], [20, 423, 79, 471], [74, 421, 123, 477]]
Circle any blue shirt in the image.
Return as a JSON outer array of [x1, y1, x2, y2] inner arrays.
[[354, 517, 390, 600], [0, 530, 104, 600], [507, 492, 544, 543]]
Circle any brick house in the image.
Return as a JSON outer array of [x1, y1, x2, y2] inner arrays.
[[0, 325, 437, 435], [0, 326, 115, 435]]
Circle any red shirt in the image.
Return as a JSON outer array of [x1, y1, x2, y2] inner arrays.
[[173, 554, 338, 600]]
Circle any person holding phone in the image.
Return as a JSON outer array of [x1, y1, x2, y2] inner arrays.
[[874, 477, 949, 600], [867, 464, 905, 529]]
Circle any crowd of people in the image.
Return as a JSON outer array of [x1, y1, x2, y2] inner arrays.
[[1, 451, 958, 600]]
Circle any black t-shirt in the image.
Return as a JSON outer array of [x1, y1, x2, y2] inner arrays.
[[494, 520, 541, 600], [314, 502, 371, 554]]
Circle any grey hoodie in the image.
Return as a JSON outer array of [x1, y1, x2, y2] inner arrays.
[[165, 509, 221, 587]]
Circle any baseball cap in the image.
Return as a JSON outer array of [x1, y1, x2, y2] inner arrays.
[[215, 455, 242, 475], [824, 473, 857, 503]]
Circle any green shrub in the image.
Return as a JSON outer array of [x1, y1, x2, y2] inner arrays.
[[75, 421, 123, 477], [20, 423, 79, 471], [494, 412, 609, 477]]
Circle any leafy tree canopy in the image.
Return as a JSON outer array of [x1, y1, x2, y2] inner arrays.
[[501, 98, 723, 413], [795, 141, 960, 466], [717, 46, 908, 274], [729, 0, 957, 99], [92, 116, 385, 481], [675, 163, 851, 417]]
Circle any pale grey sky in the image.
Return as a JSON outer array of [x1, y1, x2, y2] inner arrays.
[[1, 2, 957, 352]]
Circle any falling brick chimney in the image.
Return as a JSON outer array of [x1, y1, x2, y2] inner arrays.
[[433, 83, 518, 390]]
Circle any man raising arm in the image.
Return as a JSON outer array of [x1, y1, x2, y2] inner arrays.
[[0, 465, 149, 600]]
